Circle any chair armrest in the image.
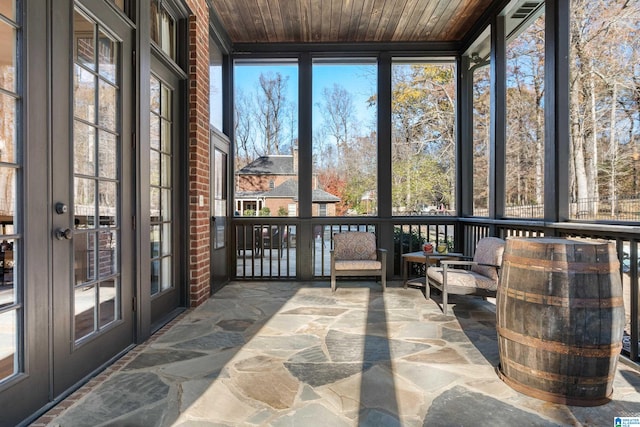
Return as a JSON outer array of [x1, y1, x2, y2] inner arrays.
[[441, 261, 501, 275], [377, 248, 387, 263], [440, 260, 477, 267]]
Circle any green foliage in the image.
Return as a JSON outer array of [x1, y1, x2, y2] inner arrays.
[[392, 227, 424, 273], [277, 206, 288, 216], [391, 155, 450, 212], [243, 209, 256, 216], [259, 207, 271, 216]]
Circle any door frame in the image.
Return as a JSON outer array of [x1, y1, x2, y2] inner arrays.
[[147, 52, 188, 329], [50, 0, 135, 396], [210, 130, 231, 292]]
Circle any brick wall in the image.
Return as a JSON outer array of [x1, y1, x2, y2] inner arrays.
[[185, 0, 210, 307]]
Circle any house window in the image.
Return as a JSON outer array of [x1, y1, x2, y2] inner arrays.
[[150, 0, 176, 60], [318, 203, 327, 216], [269, 180, 275, 189], [288, 204, 296, 216], [209, 36, 223, 132]]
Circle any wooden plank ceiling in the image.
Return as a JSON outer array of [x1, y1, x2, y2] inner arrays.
[[210, 0, 495, 44]]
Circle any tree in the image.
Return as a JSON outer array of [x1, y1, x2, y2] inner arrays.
[[389, 63, 456, 213]]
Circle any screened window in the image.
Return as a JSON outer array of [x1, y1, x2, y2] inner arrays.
[[391, 59, 456, 216], [504, 1, 545, 219], [467, 29, 492, 217], [312, 60, 377, 216], [233, 60, 298, 217], [569, 0, 640, 221]]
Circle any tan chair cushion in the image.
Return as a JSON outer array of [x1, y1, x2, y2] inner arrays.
[[470, 237, 505, 281], [333, 232, 377, 261], [427, 268, 498, 291], [334, 260, 382, 271]]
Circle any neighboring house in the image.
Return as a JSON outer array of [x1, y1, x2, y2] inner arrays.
[[235, 149, 340, 216]]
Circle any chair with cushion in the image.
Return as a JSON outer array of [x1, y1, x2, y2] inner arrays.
[[425, 236, 505, 315], [330, 231, 387, 292]]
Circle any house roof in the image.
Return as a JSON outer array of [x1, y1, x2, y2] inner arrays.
[[265, 179, 340, 203], [238, 179, 340, 203], [236, 155, 295, 175]]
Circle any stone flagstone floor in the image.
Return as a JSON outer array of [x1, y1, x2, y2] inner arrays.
[[33, 281, 640, 426]]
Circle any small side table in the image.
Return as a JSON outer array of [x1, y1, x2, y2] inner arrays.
[[402, 251, 463, 288]]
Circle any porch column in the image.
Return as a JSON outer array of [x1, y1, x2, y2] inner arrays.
[[185, 0, 211, 307], [544, 0, 570, 222]]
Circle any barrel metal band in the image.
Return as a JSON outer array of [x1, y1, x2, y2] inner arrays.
[[502, 253, 619, 273], [497, 287, 624, 308], [497, 326, 622, 357], [500, 357, 614, 384]]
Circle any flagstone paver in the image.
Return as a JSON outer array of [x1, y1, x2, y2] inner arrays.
[[38, 281, 640, 427]]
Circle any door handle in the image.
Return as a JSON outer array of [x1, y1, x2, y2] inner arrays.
[[55, 228, 73, 240]]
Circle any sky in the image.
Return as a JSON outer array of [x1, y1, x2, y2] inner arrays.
[[233, 62, 378, 140]]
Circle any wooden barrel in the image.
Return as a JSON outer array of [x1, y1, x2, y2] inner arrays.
[[496, 237, 624, 406]]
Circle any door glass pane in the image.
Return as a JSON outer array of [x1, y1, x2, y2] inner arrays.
[[150, 115, 160, 150], [0, 170, 15, 225], [0, 94, 16, 163], [161, 153, 171, 186], [0, 0, 19, 382], [150, 225, 160, 257], [74, 66, 96, 123], [73, 10, 95, 69], [98, 80, 117, 131], [97, 29, 117, 84], [161, 257, 172, 291], [161, 119, 171, 152], [74, 233, 96, 285], [74, 284, 96, 340], [73, 7, 121, 342], [0, 21, 16, 93], [74, 122, 96, 175], [150, 260, 159, 294], [98, 181, 117, 226], [98, 279, 116, 328], [98, 230, 116, 277], [0, 239, 15, 307], [149, 74, 174, 296], [150, 187, 160, 217], [0, 310, 16, 381], [161, 189, 172, 221], [150, 150, 160, 186], [75, 178, 96, 228], [161, 223, 171, 255], [98, 130, 117, 179], [0, 0, 15, 20]]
